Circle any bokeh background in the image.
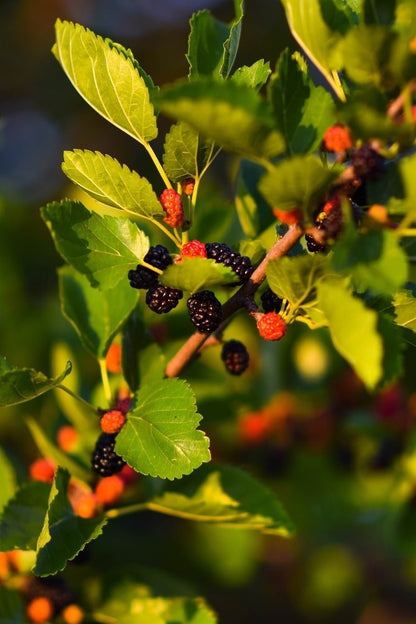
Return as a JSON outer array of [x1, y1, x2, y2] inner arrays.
[[2, 1, 416, 623]]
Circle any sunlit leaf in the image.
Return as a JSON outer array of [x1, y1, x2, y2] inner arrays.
[[159, 258, 237, 292]]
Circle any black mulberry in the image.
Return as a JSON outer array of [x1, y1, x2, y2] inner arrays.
[[205, 242, 254, 283], [128, 245, 172, 289], [146, 285, 183, 313], [221, 340, 250, 375], [187, 290, 222, 333], [92, 433, 125, 477]]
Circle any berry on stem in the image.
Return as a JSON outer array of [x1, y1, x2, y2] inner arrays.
[[62, 604, 85, 624], [94, 475, 125, 506], [181, 177, 195, 196], [256, 312, 287, 341], [29, 458, 56, 483], [26, 597, 54, 623], [221, 340, 250, 375], [273, 207, 302, 225], [187, 290, 222, 334], [180, 240, 207, 259], [128, 245, 172, 290], [261, 288, 283, 313], [205, 242, 254, 283], [57, 426, 79, 453], [145, 284, 183, 314], [159, 188, 185, 228], [100, 409, 126, 434], [92, 433, 126, 477], [351, 145, 385, 180], [105, 343, 122, 374], [323, 125, 353, 152]]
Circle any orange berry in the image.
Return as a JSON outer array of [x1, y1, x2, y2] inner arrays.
[[29, 458, 56, 483], [57, 425, 78, 452], [26, 596, 54, 623], [256, 312, 287, 341], [0, 552, 10, 579], [62, 604, 84, 624], [94, 475, 125, 506], [105, 343, 122, 374], [71, 493, 99, 519], [181, 177, 195, 196], [367, 204, 389, 225], [180, 240, 207, 259], [100, 409, 126, 434], [239, 412, 270, 444], [273, 207, 302, 225], [410, 36, 416, 54], [323, 125, 353, 152]]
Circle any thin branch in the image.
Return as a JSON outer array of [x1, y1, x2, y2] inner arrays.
[[165, 224, 303, 378]]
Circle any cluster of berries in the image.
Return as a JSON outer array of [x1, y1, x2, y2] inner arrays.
[[0, 551, 84, 623], [128, 241, 254, 334], [305, 194, 345, 253], [91, 396, 131, 477]]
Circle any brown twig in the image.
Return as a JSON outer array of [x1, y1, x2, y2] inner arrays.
[[165, 224, 303, 378]]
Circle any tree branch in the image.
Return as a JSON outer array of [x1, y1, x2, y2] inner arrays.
[[165, 224, 303, 378]]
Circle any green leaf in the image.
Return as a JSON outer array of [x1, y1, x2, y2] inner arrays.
[[267, 254, 329, 305], [269, 50, 336, 154], [157, 79, 285, 159], [0, 482, 50, 551], [0, 447, 17, 514], [59, 265, 138, 358], [146, 464, 293, 536], [121, 312, 148, 393], [280, 0, 342, 86], [395, 0, 416, 38], [231, 60, 271, 90], [378, 313, 403, 388], [234, 159, 275, 238], [99, 580, 217, 624], [363, 0, 396, 25], [332, 229, 408, 295], [62, 151, 164, 218], [41, 200, 149, 289], [337, 25, 398, 88], [400, 153, 416, 216], [258, 156, 339, 217], [33, 467, 107, 576], [162, 122, 210, 183], [116, 379, 210, 480], [53, 20, 157, 143], [393, 290, 416, 332], [159, 258, 237, 293], [0, 587, 24, 624], [0, 357, 71, 408], [320, 0, 360, 33], [317, 277, 383, 389], [26, 418, 91, 483], [187, 0, 243, 80]]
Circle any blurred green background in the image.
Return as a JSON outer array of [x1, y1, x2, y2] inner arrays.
[[2, 1, 416, 623]]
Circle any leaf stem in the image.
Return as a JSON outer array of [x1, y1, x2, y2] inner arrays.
[[56, 384, 97, 414], [147, 218, 182, 247], [98, 358, 112, 406], [105, 502, 147, 518], [142, 140, 172, 189], [331, 70, 347, 102]]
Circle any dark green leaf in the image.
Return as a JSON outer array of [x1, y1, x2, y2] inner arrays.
[[269, 50, 335, 154], [377, 314, 404, 388], [320, 0, 360, 33], [0, 357, 71, 408], [400, 153, 416, 215], [395, 0, 416, 38], [162, 122, 210, 183], [41, 200, 149, 289], [59, 265, 138, 358], [33, 467, 107, 576], [317, 277, 383, 389], [62, 151, 164, 218], [121, 312, 148, 393], [53, 20, 157, 143], [363, 0, 396, 25], [187, 10, 231, 79], [116, 379, 210, 480], [157, 79, 285, 159], [332, 228, 408, 295], [146, 464, 294, 536], [0, 587, 24, 624], [0, 482, 50, 551], [231, 60, 271, 90], [258, 156, 339, 217], [235, 160, 275, 238], [159, 258, 237, 293]]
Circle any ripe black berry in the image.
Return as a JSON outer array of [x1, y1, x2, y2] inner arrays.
[[128, 245, 172, 289], [261, 288, 283, 313], [187, 290, 222, 333], [221, 340, 250, 375], [91, 433, 125, 476], [305, 233, 326, 253], [205, 242, 254, 283], [145, 284, 183, 313], [351, 145, 385, 181]]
